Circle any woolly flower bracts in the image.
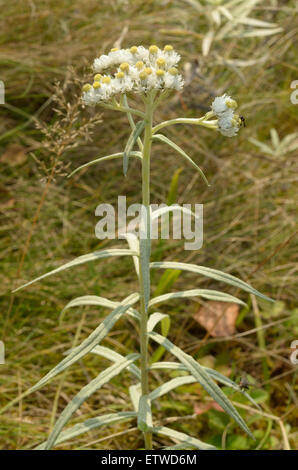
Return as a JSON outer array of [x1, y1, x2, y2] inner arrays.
[[211, 94, 243, 137], [82, 45, 184, 105]]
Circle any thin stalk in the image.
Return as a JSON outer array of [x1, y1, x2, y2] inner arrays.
[[138, 92, 154, 450], [152, 117, 217, 134]]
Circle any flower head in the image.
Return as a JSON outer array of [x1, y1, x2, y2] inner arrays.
[[82, 44, 184, 105], [211, 94, 242, 138]]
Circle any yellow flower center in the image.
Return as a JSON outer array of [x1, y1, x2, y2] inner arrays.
[[102, 76, 111, 84], [149, 45, 158, 54], [156, 69, 165, 77], [139, 71, 147, 80], [93, 81, 101, 89], [164, 45, 173, 52], [156, 57, 166, 68], [135, 61, 144, 70], [94, 74, 102, 81], [120, 62, 129, 72], [169, 67, 178, 75], [130, 46, 138, 54], [82, 84, 92, 92], [110, 47, 119, 52], [145, 67, 152, 75], [116, 71, 125, 79]]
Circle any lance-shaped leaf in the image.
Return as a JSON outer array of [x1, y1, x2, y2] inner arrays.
[[35, 411, 136, 449], [45, 353, 139, 449], [149, 376, 196, 401], [123, 120, 145, 176], [137, 395, 153, 432], [91, 345, 141, 380], [149, 362, 261, 411], [13, 249, 138, 292], [147, 312, 170, 333], [149, 288, 245, 309], [153, 426, 216, 450], [6, 302, 134, 409], [129, 383, 142, 412], [150, 261, 273, 302], [123, 233, 140, 276], [149, 331, 254, 439], [59, 293, 140, 324], [153, 134, 209, 186], [67, 152, 142, 178]]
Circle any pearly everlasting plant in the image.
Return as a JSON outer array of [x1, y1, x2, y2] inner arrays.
[[11, 45, 272, 450]]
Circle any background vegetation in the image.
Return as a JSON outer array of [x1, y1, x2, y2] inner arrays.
[[0, 0, 297, 450]]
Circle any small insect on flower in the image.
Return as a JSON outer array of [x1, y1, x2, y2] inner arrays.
[[239, 116, 246, 127]]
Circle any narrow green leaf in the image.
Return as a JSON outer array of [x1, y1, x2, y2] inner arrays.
[[67, 152, 142, 178], [149, 331, 254, 439], [17, 303, 134, 401], [123, 120, 145, 176], [150, 261, 273, 302], [91, 345, 141, 380], [129, 383, 142, 412], [35, 412, 136, 449], [149, 376, 196, 401], [153, 134, 210, 186], [59, 293, 140, 324], [149, 288, 245, 308], [153, 426, 216, 450], [147, 312, 170, 333], [13, 249, 138, 292], [137, 395, 153, 432], [150, 361, 261, 410], [45, 354, 139, 449]]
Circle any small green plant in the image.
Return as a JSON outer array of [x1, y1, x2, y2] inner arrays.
[[10, 44, 272, 450]]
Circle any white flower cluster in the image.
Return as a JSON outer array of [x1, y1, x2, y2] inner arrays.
[[211, 94, 242, 137], [82, 45, 184, 105]]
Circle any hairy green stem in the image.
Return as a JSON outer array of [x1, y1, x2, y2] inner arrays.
[[138, 93, 154, 450]]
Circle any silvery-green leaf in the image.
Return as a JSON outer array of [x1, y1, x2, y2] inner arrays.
[[150, 331, 254, 439], [150, 261, 273, 302], [67, 152, 142, 178], [150, 361, 187, 371], [21, 303, 133, 400], [123, 233, 140, 276], [13, 249, 138, 292], [150, 361, 261, 410], [35, 411, 136, 449], [129, 383, 142, 412], [149, 288, 245, 308], [153, 134, 209, 186], [137, 395, 153, 432], [151, 204, 199, 222], [147, 312, 170, 333], [91, 345, 141, 380], [59, 293, 140, 324], [153, 426, 216, 450], [45, 353, 139, 449], [149, 376, 196, 401], [123, 120, 145, 176]]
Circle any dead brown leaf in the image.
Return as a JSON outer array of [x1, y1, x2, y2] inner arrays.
[[193, 301, 239, 337]]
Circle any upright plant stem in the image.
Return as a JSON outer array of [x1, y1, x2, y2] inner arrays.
[[139, 93, 154, 450]]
